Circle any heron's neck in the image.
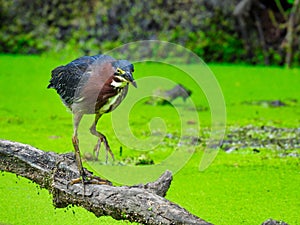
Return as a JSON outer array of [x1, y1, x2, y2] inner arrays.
[[110, 76, 128, 88]]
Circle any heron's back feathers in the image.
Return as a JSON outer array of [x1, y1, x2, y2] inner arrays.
[[47, 54, 114, 107]]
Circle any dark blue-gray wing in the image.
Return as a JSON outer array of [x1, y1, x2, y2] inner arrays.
[[47, 54, 114, 106]]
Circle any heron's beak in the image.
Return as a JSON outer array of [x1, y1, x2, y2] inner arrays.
[[131, 80, 137, 88], [125, 71, 137, 88]]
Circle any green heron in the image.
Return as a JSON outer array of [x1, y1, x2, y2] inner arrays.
[[48, 54, 136, 184]]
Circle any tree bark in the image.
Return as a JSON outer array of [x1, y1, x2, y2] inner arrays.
[[0, 139, 212, 225], [284, 0, 300, 68]]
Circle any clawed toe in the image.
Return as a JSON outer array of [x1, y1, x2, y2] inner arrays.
[[93, 138, 115, 162], [83, 176, 112, 185], [69, 175, 112, 186], [93, 139, 101, 160]]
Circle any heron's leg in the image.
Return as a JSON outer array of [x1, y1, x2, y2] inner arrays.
[[90, 113, 115, 162], [71, 113, 85, 181], [70, 113, 112, 187]]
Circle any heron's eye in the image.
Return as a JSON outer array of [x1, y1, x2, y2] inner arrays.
[[116, 68, 125, 75]]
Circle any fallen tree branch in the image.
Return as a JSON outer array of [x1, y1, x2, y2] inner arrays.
[[0, 139, 212, 225]]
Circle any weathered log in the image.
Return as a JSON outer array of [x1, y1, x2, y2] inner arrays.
[[146, 84, 192, 105], [0, 139, 212, 225]]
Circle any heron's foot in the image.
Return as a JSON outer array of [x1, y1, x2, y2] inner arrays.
[[69, 174, 112, 186], [93, 139, 101, 161], [93, 138, 115, 162]]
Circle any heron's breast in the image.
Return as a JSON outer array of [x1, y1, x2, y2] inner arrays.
[[98, 90, 125, 114]]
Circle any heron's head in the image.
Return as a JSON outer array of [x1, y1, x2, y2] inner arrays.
[[112, 60, 137, 88]]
